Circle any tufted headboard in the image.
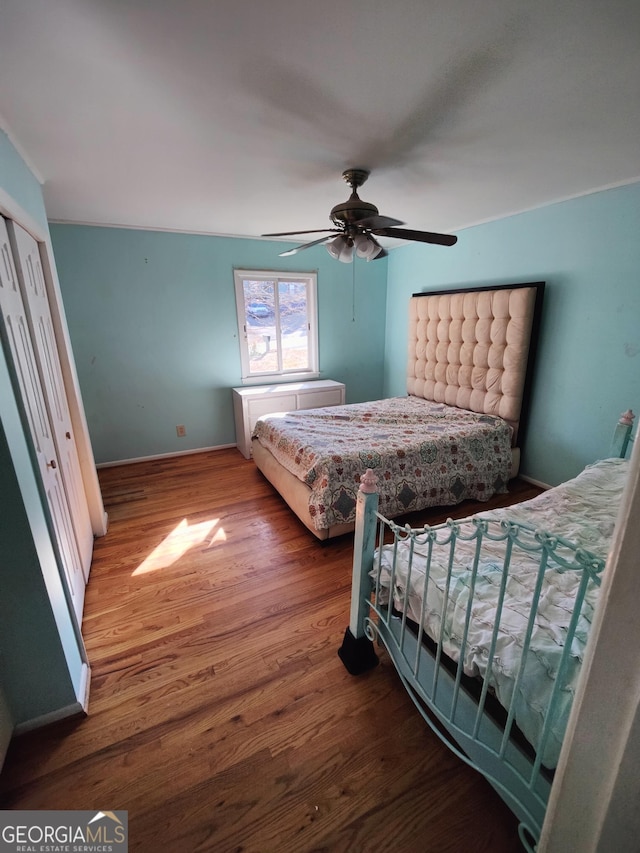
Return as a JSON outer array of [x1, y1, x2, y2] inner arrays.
[[407, 282, 545, 445]]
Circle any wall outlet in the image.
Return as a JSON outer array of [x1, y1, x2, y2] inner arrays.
[[176, 424, 186, 437]]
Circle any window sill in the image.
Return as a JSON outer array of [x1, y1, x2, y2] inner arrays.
[[239, 372, 321, 386]]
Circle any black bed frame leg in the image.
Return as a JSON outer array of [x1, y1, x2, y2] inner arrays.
[[338, 627, 379, 675]]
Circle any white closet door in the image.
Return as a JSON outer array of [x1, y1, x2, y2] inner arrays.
[[8, 221, 93, 580], [0, 218, 85, 621]]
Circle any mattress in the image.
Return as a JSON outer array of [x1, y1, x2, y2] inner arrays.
[[253, 396, 513, 533], [375, 457, 629, 768]]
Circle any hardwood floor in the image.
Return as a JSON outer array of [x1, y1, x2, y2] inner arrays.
[[0, 449, 543, 852]]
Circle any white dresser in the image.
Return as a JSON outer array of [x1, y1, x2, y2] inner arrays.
[[232, 379, 346, 458]]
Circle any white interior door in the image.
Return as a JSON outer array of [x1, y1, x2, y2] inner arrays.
[[8, 220, 93, 580], [0, 217, 85, 621]]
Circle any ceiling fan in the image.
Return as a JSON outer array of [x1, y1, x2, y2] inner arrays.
[[262, 169, 457, 262]]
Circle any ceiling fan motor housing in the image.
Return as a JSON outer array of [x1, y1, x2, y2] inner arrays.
[[330, 167, 379, 227], [330, 196, 379, 227]]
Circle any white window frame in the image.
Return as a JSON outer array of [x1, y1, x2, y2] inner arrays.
[[233, 269, 319, 383]]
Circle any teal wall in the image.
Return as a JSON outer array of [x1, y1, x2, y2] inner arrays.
[[384, 183, 640, 486], [0, 132, 83, 737], [49, 225, 388, 463]]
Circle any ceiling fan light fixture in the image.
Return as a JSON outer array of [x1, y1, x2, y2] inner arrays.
[[326, 235, 347, 260], [326, 235, 355, 262], [354, 234, 383, 260], [338, 240, 354, 263], [367, 239, 383, 261]]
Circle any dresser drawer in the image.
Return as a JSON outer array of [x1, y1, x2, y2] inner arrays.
[[232, 380, 346, 458], [299, 388, 345, 409], [247, 393, 297, 431]]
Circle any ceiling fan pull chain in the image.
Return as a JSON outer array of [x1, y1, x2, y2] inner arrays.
[[352, 257, 356, 322]]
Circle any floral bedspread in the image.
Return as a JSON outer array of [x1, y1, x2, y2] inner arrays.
[[252, 396, 513, 531]]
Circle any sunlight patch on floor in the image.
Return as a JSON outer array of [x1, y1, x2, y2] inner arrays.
[[133, 518, 226, 575]]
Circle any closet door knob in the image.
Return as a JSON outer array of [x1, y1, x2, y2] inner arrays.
[[65, 431, 71, 439], [47, 459, 57, 469]]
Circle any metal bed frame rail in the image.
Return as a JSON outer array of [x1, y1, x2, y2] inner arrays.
[[338, 468, 606, 851]]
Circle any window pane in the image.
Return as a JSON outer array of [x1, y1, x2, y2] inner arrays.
[[279, 280, 309, 371], [234, 269, 317, 380], [243, 280, 278, 374]]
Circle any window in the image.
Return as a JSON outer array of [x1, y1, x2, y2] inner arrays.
[[234, 269, 318, 382]]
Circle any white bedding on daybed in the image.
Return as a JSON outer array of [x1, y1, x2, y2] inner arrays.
[[375, 457, 628, 768]]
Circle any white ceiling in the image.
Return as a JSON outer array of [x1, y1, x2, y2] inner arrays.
[[1, 0, 639, 248]]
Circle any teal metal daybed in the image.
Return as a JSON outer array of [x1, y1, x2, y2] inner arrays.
[[340, 412, 634, 850]]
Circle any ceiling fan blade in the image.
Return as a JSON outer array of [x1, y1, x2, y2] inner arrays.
[[278, 234, 334, 257], [357, 214, 404, 229], [262, 228, 341, 237], [372, 227, 457, 247]]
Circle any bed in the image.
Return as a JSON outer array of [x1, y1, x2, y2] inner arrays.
[[252, 281, 545, 539], [339, 411, 634, 850]]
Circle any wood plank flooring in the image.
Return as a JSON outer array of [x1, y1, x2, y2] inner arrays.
[[0, 449, 543, 852]]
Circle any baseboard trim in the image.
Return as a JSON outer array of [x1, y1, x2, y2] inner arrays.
[[13, 702, 86, 736], [96, 443, 237, 468], [520, 474, 552, 490], [12, 663, 91, 737], [79, 661, 91, 713]]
